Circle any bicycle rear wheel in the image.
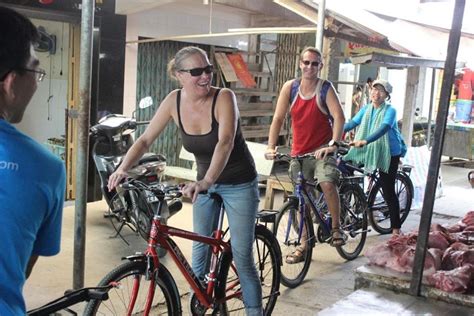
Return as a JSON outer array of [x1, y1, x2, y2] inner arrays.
[[368, 172, 413, 234], [215, 225, 280, 315], [84, 260, 180, 315], [274, 200, 313, 288], [336, 184, 368, 260]]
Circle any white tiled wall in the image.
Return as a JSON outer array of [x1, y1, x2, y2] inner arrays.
[[15, 19, 69, 145]]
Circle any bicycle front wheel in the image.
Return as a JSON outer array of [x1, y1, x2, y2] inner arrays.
[[274, 200, 313, 288], [84, 260, 180, 316], [336, 184, 368, 260], [368, 172, 413, 234], [215, 225, 281, 315]]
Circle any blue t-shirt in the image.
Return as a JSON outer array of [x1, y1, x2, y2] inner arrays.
[[0, 120, 66, 315], [344, 103, 406, 157]]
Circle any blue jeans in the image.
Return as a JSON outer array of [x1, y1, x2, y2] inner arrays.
[[192, 177, 262, 315]]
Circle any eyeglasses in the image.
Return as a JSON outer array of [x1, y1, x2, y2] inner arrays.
[[17, 67, 46, 82], [179, 65, 213, 77], [302, 60, 320, 67]]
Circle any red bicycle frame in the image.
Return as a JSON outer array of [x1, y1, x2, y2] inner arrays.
[[126, 197, 232, 315]]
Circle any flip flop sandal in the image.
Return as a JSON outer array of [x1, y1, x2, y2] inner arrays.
[[330, 228, 347, 247], [285, 248, 305, 264]]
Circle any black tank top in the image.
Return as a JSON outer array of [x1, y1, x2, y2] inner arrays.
[[177, 89, 256, 184]]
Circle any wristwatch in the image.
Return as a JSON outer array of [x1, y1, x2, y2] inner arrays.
[[328, 140, 339, 148]]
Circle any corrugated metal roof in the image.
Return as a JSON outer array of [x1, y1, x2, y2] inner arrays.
[[300, 0, 474, 65]]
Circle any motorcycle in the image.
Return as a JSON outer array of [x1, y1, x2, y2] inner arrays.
[[90, 97, 182, 243]]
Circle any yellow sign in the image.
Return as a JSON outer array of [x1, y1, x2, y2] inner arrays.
[[344, 42, 398, 57]]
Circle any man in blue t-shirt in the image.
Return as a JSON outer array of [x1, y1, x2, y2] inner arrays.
[[0, 6, 66, 315]]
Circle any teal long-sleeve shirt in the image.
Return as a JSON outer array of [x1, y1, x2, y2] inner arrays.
[[344, 103, 406, 157]]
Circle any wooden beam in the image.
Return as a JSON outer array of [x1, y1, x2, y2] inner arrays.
[[401, 66, 420, 146]]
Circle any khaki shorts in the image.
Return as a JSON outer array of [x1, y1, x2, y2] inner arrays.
[[289, 155, 340, 189]]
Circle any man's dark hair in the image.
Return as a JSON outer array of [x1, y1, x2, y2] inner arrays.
[[0, 6, 39, 79]]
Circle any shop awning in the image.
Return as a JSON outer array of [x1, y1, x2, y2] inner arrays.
[[350, 52, 466, 69], [279, 0, 474, 66]]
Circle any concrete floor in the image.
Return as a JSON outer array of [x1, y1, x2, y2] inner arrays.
[[23, 162, 474, 314]]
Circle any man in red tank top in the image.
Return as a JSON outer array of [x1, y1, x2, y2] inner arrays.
[[266, 47, 346, 263]]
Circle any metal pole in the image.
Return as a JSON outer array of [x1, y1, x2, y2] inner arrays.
[[315, 0, 326, 51], [409, 0, 465, 296], [73, 0, 95, 289], [426, 69, 437, 148]]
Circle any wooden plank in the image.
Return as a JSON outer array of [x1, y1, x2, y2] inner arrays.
[[240, 109, 274, 117], [243, 128, 287, 139], [264, 177, 293, 209], [239, 102, 274, 111], [215, 52, 238, 82], [234, 89, 278, 97], [251, 71, 272, 78]]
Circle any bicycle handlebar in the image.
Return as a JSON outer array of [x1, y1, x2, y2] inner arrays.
[[27, 284, 116, 315], [121, 179, 182, 200], [272, 141, 351, 162]]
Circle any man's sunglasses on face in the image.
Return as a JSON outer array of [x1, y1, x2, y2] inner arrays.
[[302, 60, 320, 67], [179, 65, 213, 77], [0, 67, 46, 82]]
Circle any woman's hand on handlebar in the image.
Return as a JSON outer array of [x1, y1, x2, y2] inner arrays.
[[182, 179, 211, 203], [349, 140, 367, 148], [108, 169, 128, 192]]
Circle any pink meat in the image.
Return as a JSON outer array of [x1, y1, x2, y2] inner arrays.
[[431, 223, 449, 234], [389, 247, 439, 276], [429, 248, 443, 271], [446, 222, 466, 233], [442, 247, 474, 270], [427, 264, 474, 293], [427, 231, 450, 250], [387, 234, 414, 256], [462, 211, 474, 226], [365, 243, 392, 266]]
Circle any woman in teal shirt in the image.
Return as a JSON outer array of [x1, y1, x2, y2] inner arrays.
[[344, 79, 406, 235]]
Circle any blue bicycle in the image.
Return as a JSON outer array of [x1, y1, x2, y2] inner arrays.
[[273, 147, 368, 288]]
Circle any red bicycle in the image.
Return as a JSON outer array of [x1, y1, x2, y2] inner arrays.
[[84, 179, 281, 315]]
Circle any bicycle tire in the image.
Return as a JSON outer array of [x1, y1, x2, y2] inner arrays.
[[397, 172, 413, 225], [336, 184, 368, 260], [83, 260, 180, 316], [367, 172, 413, 234], [214, 225, 281, 315], [274, 199, 313, 288]]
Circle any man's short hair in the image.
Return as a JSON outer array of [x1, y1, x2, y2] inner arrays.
[[0, 6, 39, 79], [300, 46, 322, 60]]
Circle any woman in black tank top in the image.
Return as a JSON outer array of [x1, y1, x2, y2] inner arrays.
[[107, 46, 262, 315]]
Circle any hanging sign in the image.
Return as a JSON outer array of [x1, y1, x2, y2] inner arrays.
[[226, 53, 257, 88], [214, 53, 238, 82]]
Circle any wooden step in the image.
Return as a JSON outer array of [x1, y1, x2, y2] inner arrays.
[[242, 125, 287, 139], [240, 109, 274, 118], [239, 102, 274, 111], [234, 89, 278, 97], [251, 71, 272, 78]]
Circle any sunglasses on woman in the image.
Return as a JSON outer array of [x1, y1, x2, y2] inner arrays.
[[179, 64, 213, 77]]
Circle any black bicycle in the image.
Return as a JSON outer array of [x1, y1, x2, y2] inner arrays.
[[338, 157, 414, 234]]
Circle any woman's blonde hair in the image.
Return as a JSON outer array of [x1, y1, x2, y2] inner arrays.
[[167, 46, 208, 81]]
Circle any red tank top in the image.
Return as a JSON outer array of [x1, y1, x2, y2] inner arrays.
[[290, 93, 333, 156]]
